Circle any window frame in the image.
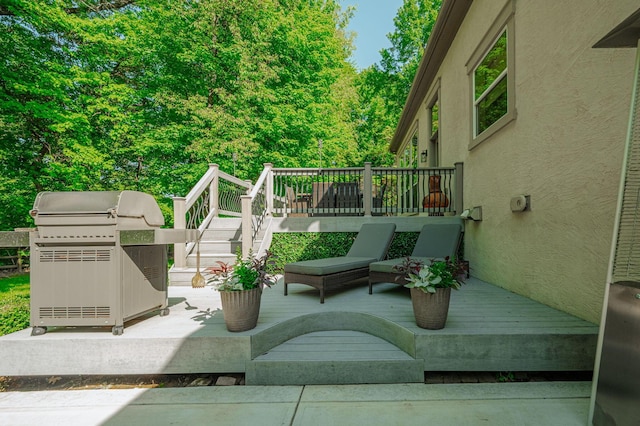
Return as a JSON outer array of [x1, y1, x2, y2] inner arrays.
[[398, 123, 420, 168], [425, 78, 441, 167], [466, 0, 516, 149]]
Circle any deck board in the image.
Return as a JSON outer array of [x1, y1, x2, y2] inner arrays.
[[0, 277, 599, 378]]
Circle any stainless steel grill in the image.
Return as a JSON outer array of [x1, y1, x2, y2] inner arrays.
[[29, 191, 190, 336]]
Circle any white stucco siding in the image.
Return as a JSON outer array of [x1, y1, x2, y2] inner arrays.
[[416, 0, 638, 323]]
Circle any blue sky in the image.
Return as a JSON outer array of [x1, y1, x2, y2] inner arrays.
[[340, 0, 404, 70]]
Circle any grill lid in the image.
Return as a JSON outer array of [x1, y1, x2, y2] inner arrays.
[[31, 191, 165, 227]]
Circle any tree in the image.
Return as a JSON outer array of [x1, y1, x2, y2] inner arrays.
[[353, 0, 442, 165], [0, 0, 143, 228], [0, 0, 361, 229]]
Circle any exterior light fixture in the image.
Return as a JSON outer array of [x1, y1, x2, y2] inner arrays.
[[420, 150, 428, 163]]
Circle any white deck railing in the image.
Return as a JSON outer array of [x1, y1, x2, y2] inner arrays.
[[174, 162, 463, 267]]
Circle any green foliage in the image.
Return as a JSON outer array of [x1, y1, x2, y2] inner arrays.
[[268, 232, 418, 273], [474, 30, 508, 134], [267, 232, 356, 273], [207, 250, 277, 291], [0, 274, 30, 336], [386, 232, 419, 259], [353, 0, 442, 164], [0, 0, 444, 231], [0, 0, 368, 230], [0, 273, 30, 294], [496, 371, 515, 382], [0, 293, 30, 336], [229, 258, 260, 290], [396, 256, 465, 293]]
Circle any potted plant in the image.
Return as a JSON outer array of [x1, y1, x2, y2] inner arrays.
[[207, 250, 276, 332], [394, 257, 465, 330]]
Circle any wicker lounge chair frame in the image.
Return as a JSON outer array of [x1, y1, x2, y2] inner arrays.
[[284, 223, 396, 303]]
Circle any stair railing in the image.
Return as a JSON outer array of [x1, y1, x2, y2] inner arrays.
[[242, 163, 273, 258], [173, 163, 253, 268]]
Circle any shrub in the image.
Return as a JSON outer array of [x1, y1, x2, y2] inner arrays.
[[267, 232, 419, 274], [0, 273, 30, 336], [0, 292, 29, 336]]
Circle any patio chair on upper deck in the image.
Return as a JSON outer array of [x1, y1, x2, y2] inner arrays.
[[335, 182, 361, 216], [311, 181, 335, 216], [372, 183, 387, 216], [286, 186, 310, 217], [284, 222, 396, 303], [368, 223, 463, 294]]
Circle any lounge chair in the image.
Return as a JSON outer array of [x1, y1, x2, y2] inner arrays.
[[284, 223, 396, 303], [368, 223, 462, 294]]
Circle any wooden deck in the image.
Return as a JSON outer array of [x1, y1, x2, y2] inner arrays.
[[0, 277, 598, 385]]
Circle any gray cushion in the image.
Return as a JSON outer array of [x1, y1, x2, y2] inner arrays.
[[346, 223, 396, 260], [285, 257, 376, 276], [411, 223, 462, 258], [369, 256, 445, 273]]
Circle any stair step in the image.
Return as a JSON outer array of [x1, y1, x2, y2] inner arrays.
[[186, 253, 236, 268], [198, 240, 242, 252], [201, 229, 241, 241], [245, 331, 424, 385], [171, 216, 266, 285], [209, 217, 242, 229], [168, 267, 205, 286]]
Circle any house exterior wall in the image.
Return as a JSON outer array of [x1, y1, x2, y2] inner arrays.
[[398, 0, 637, 323]]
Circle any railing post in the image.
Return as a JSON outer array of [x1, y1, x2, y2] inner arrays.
[[173, 196, 187, 268], [264, 163, 274, 216], [210, 163, 220, 217], [241, 195, 252, 258], [363, 162, 373, 216], [454, 162, 464, 214]]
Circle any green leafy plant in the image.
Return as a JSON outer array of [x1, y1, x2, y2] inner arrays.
[[497, 371, 515, 382], [395, 256, 466, 294], [207, 250, 277, 291]]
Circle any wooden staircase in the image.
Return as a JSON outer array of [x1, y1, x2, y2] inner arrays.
[[169, 217, 265, 286]]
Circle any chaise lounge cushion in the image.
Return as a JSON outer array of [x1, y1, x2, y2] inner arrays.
[[284, 222, 396, 275], [284, 222, 397, 303], [410, 223, 462, 258], [369, 223, 462, 273], [368, 222, 463, 294], [345, 223, 397, 260], [368, 256, 440, 274], [285, 257, 376, 276]]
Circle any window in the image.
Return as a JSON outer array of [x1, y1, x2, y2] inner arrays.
[[427, 97, 440, 167], [399, 126, 419, 168], [410, 135, 418, 168], [474, 30, 507, 135], [424, 78, 440, 166], [431, 103, 439, 138], [466, 0, 515, 148]]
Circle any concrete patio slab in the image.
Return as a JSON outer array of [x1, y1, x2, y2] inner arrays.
[[0, 382, 591, 426]]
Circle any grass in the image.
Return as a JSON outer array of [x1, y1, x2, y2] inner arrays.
[[0, 273, 30, 336]]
